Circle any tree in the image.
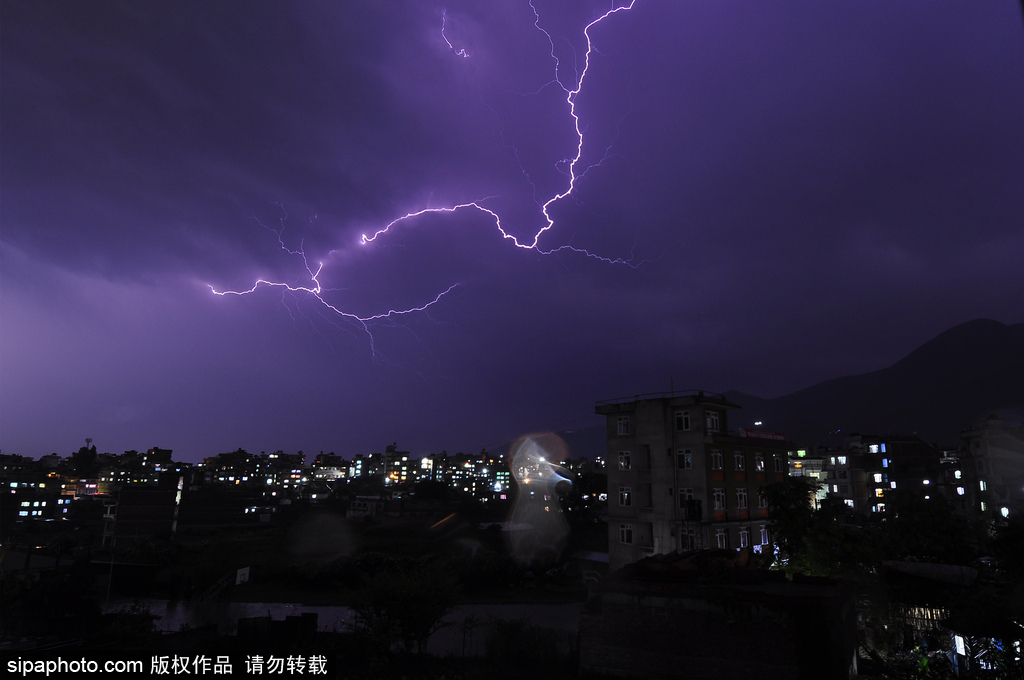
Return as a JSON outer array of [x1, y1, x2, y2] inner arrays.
[[349, 556, 459, 655], [761, 477, 874, 577], [70, 444, 99, 477]]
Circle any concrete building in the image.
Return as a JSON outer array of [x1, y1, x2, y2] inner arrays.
[[822, 435, 976, 516], [595, 391, 790, 572], [963, 413, 1024, 519]]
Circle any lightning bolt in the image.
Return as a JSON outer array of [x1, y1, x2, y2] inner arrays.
[[213, 1, 644, 347]]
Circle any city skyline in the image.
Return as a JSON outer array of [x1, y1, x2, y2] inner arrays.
[[3, 1, 1023, 462]]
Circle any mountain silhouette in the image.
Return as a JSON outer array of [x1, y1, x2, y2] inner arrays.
[[725, 319, 1024, 448]]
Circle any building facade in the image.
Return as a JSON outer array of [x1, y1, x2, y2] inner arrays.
[[596, 391, 790, 572]]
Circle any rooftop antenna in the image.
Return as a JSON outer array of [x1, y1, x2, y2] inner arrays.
[[85, 437, 93, 448]]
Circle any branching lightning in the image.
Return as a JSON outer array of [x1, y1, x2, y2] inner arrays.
[[213, 1, 643, 345]]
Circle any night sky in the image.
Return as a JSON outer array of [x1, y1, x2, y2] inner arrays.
[[2, 1, 1023, 463]]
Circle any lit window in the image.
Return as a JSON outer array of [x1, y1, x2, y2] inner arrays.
[[890, 481, 896, 489], [739, 527, 750, 548], [754, 453, 764, 471], [619, 487, 632, 507], [759, 525, 769, 545], [736, 488, 748, 509], [981, 501, 988, 511], [979, 480, 987, 491], [882, 458, 889, 468], [832, 484, 838, 493], [711, 450, 723, 470], [868, 444, 879, 454], [677, 449, 692, 470], [954, 470, 962, 479], [1001, 507, 1010, 518], [838, 456, 847, 465], [675, 411, 690, 431], [617, 416, 631, 436], [956, 487, 965, 496], [881, 443, 886, 453], [844, 499, 854, 508], [875, 489, 885, 497], [873, 473, 883, 483], [619, 523, 633, 544], [734, 452, 745, 471], [715, 529, 728, 549], [18, 511, 28, 516], [618, 451, 631, 471]]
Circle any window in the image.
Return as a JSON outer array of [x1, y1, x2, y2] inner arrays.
[[754, 453, 764, 472], [844, 499, 854, 508], [618, 451, 631, 471], [680, 528, 696, 550], [954, 470, 962, 479], [875, 488, 885, 498], [711, 449, 723, 470], [713, 488, 726, 511], [675, 410, 690, 431], [734, 452, 745, 471], [759, 525, 769, 545], [706, 411, 720, 433], [979, 480, 987, 491], [956, 486, 965, 496], [736, 488, 748, 509], [619, 487, 632, 507], [882, 458, 889, 468], [678, 487, 693, 508], [677, 449, 692, 470], [837, 456, 847, 465], [774, 456, 784, 473], [617, 416, 631, 436], [619, 524, 633, 544], [873, 473, 883, 483], [739, 527, 750, 548], [757, 490, 767, 508], [715, 529, 728, 549]]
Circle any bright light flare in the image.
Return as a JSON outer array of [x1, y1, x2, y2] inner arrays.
[[506, 432, 571, 571]]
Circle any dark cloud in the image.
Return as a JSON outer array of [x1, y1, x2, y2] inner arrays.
[[2, 0, 1022, 460]]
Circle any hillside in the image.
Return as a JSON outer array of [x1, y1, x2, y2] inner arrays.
[[724, 319, 1024, 447]]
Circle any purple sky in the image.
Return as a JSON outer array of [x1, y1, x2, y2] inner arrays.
[[2, 1, 1023, 463]]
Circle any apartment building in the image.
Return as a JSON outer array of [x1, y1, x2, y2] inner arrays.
[[595, 391, 790, 572]]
